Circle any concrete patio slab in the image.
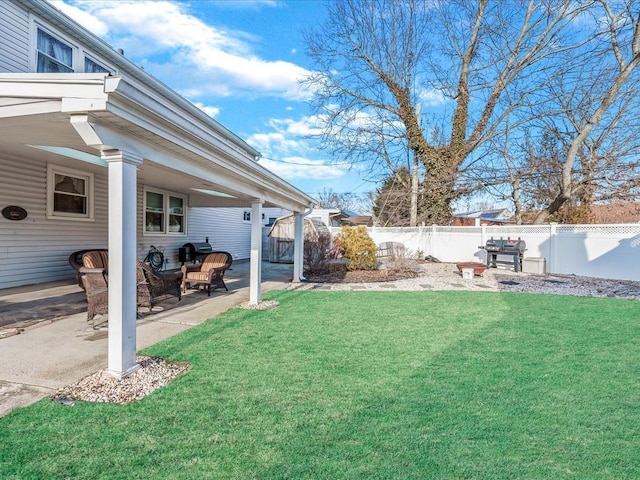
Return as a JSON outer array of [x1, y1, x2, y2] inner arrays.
[[0, 260, 294, 418]]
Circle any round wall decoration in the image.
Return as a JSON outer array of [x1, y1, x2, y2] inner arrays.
[[2, 205, 28, 221]]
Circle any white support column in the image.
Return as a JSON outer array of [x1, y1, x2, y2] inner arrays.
[[249, 199, 264, 304], [103, 149, 143, 378], [292, 212, 305, 283]]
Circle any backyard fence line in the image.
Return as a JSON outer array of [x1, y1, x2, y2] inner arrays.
[[328, 224, 640, 282]]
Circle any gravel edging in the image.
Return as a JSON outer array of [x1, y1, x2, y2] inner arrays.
[[50, 356, 190, 405], [293, 262, 640, 300]]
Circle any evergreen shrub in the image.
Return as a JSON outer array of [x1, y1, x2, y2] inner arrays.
[[340, 225, 377, 271]]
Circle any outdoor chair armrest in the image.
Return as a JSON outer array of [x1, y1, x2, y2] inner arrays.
[[78, 266, 106, 275], [204, 266, 226, 283], [181, 263, 202, 275]]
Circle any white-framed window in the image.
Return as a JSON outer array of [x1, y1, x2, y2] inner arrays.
[[34, 24, 115, 74], [144, 188, 186, 235], [243, 210, 251, 222], [85, 56, 111, 74], [47, 164, 94, 220], [36, 27, 73, 72]]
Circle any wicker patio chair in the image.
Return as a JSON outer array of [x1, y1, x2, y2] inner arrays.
[[81, 269, 109, 321], [81, 261, 181, 321], [136, 261, 182, 311], [68, 248, 108, 289], [181, 251, 233, 296]]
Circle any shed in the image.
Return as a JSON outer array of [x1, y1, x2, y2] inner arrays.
[[268, 215, 330, 263]]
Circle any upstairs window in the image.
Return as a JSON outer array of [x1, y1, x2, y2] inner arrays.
[[47, 165, 94, 220], [145, 189, 186, 235], [37, 28, 73, 72], [85, 57, 111, 74]]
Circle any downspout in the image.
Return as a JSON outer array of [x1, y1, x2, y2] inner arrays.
[[293, 203, 315, 282]]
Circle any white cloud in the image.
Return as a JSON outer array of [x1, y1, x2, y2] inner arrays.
[[192, 102, 220, 119], [417, 87, 446, 107], [50, 0, 109, 36], [267, 116, 324, 137], [246, 114, 325, 155], [62, 0, 311, 100], [249, 114, 349, 182]]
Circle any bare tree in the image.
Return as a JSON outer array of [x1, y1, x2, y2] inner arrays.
[[315, 188, 373, 214], [372, 168, 420, 226], [303, 0, 592, 225], [529, 0, 640, 223]]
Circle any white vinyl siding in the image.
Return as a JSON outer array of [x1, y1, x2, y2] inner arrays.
[[189, 208, 251, 261], [0, 154, 108, 289], [0, 1, 30, 72]]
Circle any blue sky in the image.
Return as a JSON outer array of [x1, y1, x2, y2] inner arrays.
[[53, 0, 371, 202]]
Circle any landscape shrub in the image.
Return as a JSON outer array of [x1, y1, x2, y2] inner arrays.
[[329, 235, 344, 260], [340, 225, 377, 271], [304, 230, 331, 274]]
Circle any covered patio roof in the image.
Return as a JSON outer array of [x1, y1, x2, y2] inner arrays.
[[0, 73, 315, 212], [0, 72, 315, 378]]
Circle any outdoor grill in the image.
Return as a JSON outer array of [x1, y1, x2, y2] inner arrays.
[[482, 237, 526, 272], [178, 240, 213, 265]]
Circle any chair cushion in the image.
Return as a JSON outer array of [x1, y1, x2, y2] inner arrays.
[[200, 253, 228, 271], [185, 271, 210, 282], [82, 250, 108, 270]]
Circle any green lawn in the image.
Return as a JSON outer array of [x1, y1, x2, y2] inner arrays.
[[2, 290, 640, 479]]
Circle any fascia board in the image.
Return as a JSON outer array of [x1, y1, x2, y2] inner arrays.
[[103, 77, 261, 164], [104, 87, 257, 165], [102, 82, 314, 206], [0, 99, 62, 118], [83, 120, 307, 208], [0, 73, 109, 100], [103, 77, 259, 159]]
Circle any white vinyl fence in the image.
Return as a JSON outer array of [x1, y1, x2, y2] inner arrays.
[[329, 224, 640, 282]]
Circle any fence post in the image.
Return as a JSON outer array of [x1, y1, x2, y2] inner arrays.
[[430, 224, 438, 258], [548, 223, 556, 274], [481, 225, 487, 263]]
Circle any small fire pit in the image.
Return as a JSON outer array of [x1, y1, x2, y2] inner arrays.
[[456, 262, 487, 276]]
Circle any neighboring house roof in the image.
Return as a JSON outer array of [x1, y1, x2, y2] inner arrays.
[[312, 208, 373, 227], [341, 216, 374, 227], [452, 208, 512, 224]]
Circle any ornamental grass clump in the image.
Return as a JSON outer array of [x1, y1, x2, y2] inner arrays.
[[340, 225, 377, 271]]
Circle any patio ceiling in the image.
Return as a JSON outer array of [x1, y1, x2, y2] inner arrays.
[[0, 74, 316, 212]]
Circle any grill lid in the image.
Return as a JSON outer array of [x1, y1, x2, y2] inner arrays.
[[485, 238, 526, 253], [182, 242, 213, 253]]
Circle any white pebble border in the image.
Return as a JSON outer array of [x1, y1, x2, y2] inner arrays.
[[291, 262, 640, 300], [237, 300, 280, 310]]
